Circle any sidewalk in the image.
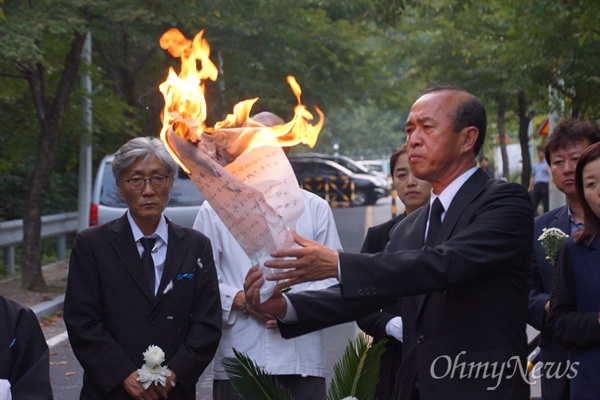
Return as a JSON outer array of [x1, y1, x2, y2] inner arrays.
[[0, 261, 68, 320]]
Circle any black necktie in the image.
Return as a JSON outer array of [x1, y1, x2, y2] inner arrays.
[[426, 198, 444, 247], [140, 238, 156, 295]]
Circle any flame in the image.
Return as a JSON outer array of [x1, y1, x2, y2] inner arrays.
[[158, 28, 323, 171], [159, 28, 217, 143]]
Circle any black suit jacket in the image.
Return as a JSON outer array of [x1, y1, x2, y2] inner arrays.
[[64, 214, 221, 399], [0, 296, 53, 399], [528, 206, 570, 399], [356, 213, 405, 400], [279, 169, 533, 400]]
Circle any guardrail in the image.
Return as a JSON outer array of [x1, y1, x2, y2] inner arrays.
[[0, 212, 78, 275]]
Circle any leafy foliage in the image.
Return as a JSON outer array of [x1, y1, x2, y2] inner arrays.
[[327, 334, 386, 400], [222, 348, 293, 400], [223, 334, 386, 400]]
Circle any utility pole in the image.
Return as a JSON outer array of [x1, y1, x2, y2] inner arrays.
[[77, 32, 92, 231]]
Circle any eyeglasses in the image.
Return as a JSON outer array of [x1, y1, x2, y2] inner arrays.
[[124, 175, 170, 191]]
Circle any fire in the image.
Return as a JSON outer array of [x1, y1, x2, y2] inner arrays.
[[158, 28, 323, 171]]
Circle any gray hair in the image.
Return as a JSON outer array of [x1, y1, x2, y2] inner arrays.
[[112, 137, 178, 179], [251, 112, 285, 127]]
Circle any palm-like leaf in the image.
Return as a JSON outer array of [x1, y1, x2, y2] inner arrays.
[[223, 348, 293, 400], [327, 334, 387, 400]]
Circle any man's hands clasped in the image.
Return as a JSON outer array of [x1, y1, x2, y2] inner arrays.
[[123, 370, 176, 400]]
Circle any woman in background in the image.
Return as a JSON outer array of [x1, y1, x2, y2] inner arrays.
[[549, 142, 600, 400]]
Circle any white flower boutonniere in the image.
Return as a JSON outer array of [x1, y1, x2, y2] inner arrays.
[[137, 345, 171, 389], [538, 227, 569, 266]]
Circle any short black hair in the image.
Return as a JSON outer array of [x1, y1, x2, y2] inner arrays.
[[544, 118, 600, 165], [422, 85, 487, 155], [390, 144, 408, 173]]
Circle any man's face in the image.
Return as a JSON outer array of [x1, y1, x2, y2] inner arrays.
[[117, 156, 173, 225], [405, 91, 466, 187], [538, 150, 545, 161], [550, 139, 591, 196], [393, 152, 431, 213]]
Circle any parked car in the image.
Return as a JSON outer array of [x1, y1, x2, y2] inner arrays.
[[90, 154, 205, 227], [288, 157, 389, 206], [358, 159, 390, 176], [289, 152, 390, 187]]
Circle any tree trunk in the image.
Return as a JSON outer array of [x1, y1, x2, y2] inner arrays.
[[497, 97, 509, 180], [21, 32, 87, 291], [518, 89, 532, 189]]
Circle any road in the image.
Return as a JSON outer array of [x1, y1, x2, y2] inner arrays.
[[45, 197, 392, 399]]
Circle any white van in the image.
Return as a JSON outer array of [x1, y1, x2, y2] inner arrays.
[[90, 155, 205, 227]]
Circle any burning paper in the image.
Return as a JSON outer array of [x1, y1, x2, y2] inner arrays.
[[158, 28, 323, 301]]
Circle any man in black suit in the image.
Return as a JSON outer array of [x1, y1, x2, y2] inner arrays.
[[245, 86, 533, 399], [528, 118, 600, 400], [64, 137, 221, 399], [356, 143, 431, 400], [0, 295, 53, 399]]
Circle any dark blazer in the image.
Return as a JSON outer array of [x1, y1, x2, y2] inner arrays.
[[0, 296, 53, 400], [356, 213, 405, 400], [528, 205, 570, 399], [548, 236, 600, 399], [64, 214, 221, 399], [279, 169, 533, 400]]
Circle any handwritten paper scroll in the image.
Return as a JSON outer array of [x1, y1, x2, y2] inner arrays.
[[166, 129, 304, 301]]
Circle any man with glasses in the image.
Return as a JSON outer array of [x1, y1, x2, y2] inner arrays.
[[64, 137, 221, 399]]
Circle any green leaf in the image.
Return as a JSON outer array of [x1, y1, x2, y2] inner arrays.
[[327, 334, 387, 400], [223, 348, 293, 400]]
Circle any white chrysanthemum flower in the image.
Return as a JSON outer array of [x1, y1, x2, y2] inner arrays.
[[143, 345, 165, 367], [340, 397, 359, 400], [538, 227, 569, 242], [137, 364, 171, 389], [538, 227, 569, 266], [137, 345, 171, 389]]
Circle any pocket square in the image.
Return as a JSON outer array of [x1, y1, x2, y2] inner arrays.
[[197, 258, 203, 268], [177, 273, 194, 280]]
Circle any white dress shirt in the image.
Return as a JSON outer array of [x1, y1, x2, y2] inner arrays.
[[194, 190, 342, 380], [127, 211, 169, 295]]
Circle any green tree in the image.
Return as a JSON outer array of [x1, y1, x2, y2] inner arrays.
[[0, 0, 399, 289], [378, 0, 600, 185], [0, 1, 88, 290]]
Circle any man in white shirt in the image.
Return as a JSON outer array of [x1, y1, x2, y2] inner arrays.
[[194, 112, 343, 400]]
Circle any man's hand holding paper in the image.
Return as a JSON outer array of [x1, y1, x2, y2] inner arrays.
[[263, 231, 340, 287]]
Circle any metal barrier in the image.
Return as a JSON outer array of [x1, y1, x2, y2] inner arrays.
[[0, 212, 78, 275], [301, 176, 355, 207]]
